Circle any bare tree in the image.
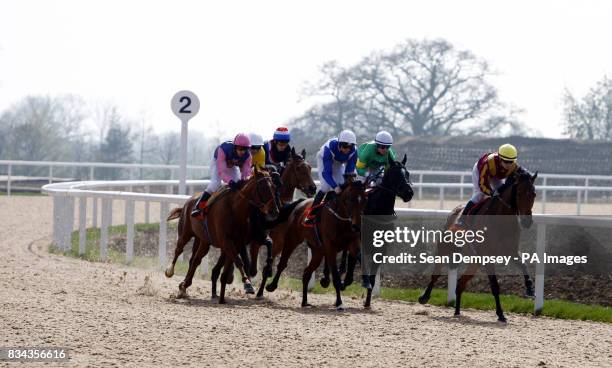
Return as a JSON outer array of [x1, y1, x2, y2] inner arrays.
[[291, 38, 520, 141], [563, 76, 612, 140], [157, 132, 180, 165]]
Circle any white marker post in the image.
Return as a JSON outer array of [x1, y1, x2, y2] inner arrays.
[[171, 90, 200, 195]]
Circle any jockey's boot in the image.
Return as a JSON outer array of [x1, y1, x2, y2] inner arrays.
[[303, 191, 325, 227], [191, 191, 212, 218], [449, 200, 475, 231]]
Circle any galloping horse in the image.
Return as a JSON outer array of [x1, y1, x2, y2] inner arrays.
[[245, 147, 316, 278], [205, 148, 316, 297], [167, 167, 279, 303], [164, 148, 314, 281], [418, 168, 538, 322], [339, 155, 414, 308], [256, 178, 365, 309]]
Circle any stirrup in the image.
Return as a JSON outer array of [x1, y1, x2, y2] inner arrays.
[[302, 214, 317, 228]]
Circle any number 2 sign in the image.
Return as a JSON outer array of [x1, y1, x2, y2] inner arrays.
[[171, 90, 200, 122]]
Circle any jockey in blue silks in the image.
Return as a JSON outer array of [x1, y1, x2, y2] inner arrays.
[[303, 129, 358, 226]]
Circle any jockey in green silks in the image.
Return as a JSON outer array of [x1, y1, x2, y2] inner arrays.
[[356, 131, 396, 182]]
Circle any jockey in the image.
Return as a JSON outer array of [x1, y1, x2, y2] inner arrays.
[[191, 133, 252, 218], [263, 127, 292, 173], [248, 132, 266, 170], [356, 130, 396, 182], [303, 129, 358, 226], [247, 131, 276, 253], [450, 143, 519, 230]]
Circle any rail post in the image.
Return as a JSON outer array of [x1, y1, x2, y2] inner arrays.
[[7, 163, 12, 196], [159, 202, 169, 266], [447, 268, 457, 305], [418, 173, 423, 200], [541, 177, 547, 213], [534, 223, 547, 314], [307, 247, 315, 290], [126, 199, 135, 264], [78, 197, 87, 255], [100, 198, 112, 261]]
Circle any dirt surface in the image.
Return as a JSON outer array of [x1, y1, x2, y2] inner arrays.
[[1, 196, 611, 367]]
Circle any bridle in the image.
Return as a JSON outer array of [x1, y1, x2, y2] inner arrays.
[[240, 174, 278, 213], [284, 157, 312, 193]]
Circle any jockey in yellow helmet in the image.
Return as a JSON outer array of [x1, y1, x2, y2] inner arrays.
[[450, 143, 518, 230]]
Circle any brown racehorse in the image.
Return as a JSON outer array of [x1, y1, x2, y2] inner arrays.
[[245, 148, 316, 279], [260, 179, 366, 310], [418, 168, 538, 322], [167, 167, 279, 303], [164, 147, 315, 280]]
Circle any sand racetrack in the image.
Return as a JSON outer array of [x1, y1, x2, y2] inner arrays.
[[1, 196, 611, 367]]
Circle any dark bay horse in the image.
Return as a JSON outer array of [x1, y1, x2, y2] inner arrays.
[[339, 155, 414, 308], [167, 167, 279, 303], [257, 179, 366, 309], [418, 168, 538, 322]]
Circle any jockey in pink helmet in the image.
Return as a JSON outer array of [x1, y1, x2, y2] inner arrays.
[[192, 133, 252, 218]]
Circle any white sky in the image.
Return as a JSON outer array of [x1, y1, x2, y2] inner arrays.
[[1, 0, 611, 140]]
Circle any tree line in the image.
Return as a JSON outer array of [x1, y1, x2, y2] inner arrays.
[[288, 38, 612, 149], [1, 38, 610, 177], [0, 95, 217, 179]]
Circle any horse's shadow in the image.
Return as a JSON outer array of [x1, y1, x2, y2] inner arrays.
[[166, 294, 380, 315], [430, 314, 508, 328]]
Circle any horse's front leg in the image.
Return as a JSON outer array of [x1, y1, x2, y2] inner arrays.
[[325, 246, 344, 311]]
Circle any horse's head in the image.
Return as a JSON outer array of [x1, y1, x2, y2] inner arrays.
[[515, 169, 537, 228], [382, 154, 414, 202], [244, 167, 280, 220], [338, 180, 366, 232], [282, 147, 317, 199], [499, 168, 537, 228]]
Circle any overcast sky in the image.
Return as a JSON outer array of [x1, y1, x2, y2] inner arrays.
[[1, 0, 611, 140]]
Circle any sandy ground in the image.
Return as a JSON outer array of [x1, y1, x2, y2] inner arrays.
[[1, 196, 611, 367]]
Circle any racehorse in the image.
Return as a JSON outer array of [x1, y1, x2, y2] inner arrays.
[[164, 148, 315, 281], [257, 178, 365, 309], [167, 167, 279, 304], [336, 155, 414, 308], [418, 168, 538, 322], [245, 147, 316, 279], [198, 148, 316, 297]]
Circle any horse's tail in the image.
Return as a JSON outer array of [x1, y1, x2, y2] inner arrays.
[[166, 207, 183, 221], [263, 198, 306, 228]]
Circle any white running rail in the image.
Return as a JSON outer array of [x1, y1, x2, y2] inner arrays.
[[41, 179, 612, 315]]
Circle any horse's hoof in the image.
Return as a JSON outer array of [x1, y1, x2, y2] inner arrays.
[[336, 304, 346, 311], [363, 304, 371, 310], [164, 267, 174, 278], [177, 289, 188, 299], [418, 294, 429, 304], [320, 278, 330, 288], [244, 282, 255, 295], [498, 316, 507, 323], [256, 294, 265, 300], [453, 312, 461, 318], [265, 284, 277, 293], [302, 303, 315, 308], [524, 291, 535, 299], [211, 294, 218, 300]]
